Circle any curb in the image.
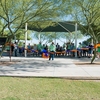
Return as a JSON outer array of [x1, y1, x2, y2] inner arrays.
[[0, 75, 100, 80]]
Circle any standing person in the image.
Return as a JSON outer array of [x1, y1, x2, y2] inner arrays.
[[14, 42, 18, 57], [27, 43, 31, 50], [82, 43, 87, 57], [70, 43, 75, 57], [66, 42, 71, 56], [37, 42, 43, 56], [88, 43, 93, 58], [49, 42, 56, 60], [11, 42, 14, 56], [44, 45, 48, 52], [18, 42, 23, 56], [22, 43, 25, 54], [56, 43, 59, 50], [63, 42, 66, 51], [33, 44, 37, 51], [78, 42, 82, 58]]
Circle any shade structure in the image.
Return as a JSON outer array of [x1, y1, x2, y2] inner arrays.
[[25, 21, 79, 32], [23, 21, 79, 57]]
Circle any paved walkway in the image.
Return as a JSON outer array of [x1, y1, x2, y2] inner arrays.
[[0, 57, 100, 79]]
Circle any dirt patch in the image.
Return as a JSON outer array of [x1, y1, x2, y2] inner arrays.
[[79, 80, 100, 82], [0, 61, 20, 66]]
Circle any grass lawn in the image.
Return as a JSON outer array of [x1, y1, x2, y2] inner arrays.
[[0, 77, 100, 100]]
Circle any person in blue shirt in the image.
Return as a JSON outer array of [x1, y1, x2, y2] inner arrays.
[[27, 43, 31, 50], [88, 44, 93, 58]]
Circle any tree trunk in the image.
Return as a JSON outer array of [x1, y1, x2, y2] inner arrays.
[[91, 48, 96, 63], [91, 39, 97, 64]]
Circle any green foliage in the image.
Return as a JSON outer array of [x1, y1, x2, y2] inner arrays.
[[15, 29, 31, 40], [33, 32, 61, 44], [18, 41, 23, 46], [0, 0, 61, 38], [60, 31, 83, 43], [0, 0, 62, 56], [68, 0, 100, 63]]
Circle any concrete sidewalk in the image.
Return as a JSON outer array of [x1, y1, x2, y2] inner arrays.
[[0, 57, 100, 79]]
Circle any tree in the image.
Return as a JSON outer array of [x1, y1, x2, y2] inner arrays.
[[70, 0, 100, 63], [33, 31, 61, 44], [0, 0, 61, 56]]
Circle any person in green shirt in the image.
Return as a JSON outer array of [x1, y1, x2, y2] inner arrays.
[[49, 42, 56, 60], [66, 42, 71, 56]]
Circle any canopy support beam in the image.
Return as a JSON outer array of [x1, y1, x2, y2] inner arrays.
[[75, 23, 78, 57], [25, 23, 27, 57]]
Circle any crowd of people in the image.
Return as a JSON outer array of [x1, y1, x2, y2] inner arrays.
[[6, 41, 100, 60]]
